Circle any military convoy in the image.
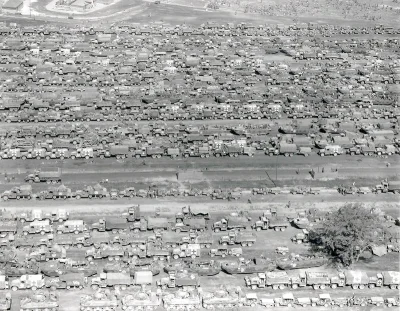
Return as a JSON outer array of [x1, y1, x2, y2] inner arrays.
[[1, 179, 399, 203], [245, 270, 400, 290]]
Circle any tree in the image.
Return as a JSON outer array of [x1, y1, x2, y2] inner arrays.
[[309, 203, 390, 267]]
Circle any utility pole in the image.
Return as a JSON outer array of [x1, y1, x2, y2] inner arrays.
[[275, 153, 278, 181]]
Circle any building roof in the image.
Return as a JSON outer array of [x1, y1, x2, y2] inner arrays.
[[3, 0, 23, 9]]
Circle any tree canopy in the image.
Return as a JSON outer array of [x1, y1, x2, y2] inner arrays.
[[309, 203, 390, 267]]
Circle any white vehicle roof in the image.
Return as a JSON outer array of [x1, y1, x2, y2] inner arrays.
[[64, 219, 84, 225], [297, 297, 311, 303], [246, 293, 258, 299], [370, 297, 384, 302], [267, 271, 288, 278], [31, 219, 50, 225], [282, 293, 294, 299], [319, 293, 331, 299]]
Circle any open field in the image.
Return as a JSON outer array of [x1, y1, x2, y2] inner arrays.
[[0, 0, 398, 25]]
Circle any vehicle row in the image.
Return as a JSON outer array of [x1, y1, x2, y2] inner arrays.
[[1, 138, 399, 161], [1, 21, 400, 35], [1, 289, 399, 311], [1, 179, 399, 203]]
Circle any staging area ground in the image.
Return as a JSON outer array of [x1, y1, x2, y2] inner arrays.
[[2, 0, 399, 25], [0, 3, 399, 311]]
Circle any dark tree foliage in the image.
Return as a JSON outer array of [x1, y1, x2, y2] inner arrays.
[[309, 204, 390, 267]]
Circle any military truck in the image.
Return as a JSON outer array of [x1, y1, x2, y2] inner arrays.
[[246, 271, 293, 290], [253, 216, 288, 231], [10, 274, 45, 291], [45, 273, 85, 291], [25, 168, 62, 184], [188, 232, 213, 248], [56, 220, 88, 234], [183, 146, 212, 158], [172, 218, 207, 233], [74, 185, 108, 199], [91, 217, 129, 233], [374, 180, 400, 194], [278, 143, 297, 157], [219, 231, 256, 247], [86, 245, 126, 262], [37, 186, 73, 200], [130, 217, 170, 232], [171, 244, 201, 259], [146, 244, 170, 261], [176, 206, 210, 221], [1, 185, 33, 201], [0, 221, 17, 234], [212, 212, 252, 232], [214, 144, 243, 157], [22, 220, 53, 235], [157, 271, 200, 289], [209, 246, 242, 258], [90, 272, 133, 290], [19, 209, 69, 223], [27, 246, 65, 263], [133, 147, 165, 159], [318, 145, 344, 156]]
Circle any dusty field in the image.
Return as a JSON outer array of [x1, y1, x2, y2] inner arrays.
[[3, 0, 398, 25], [0, 4, 398, 311]]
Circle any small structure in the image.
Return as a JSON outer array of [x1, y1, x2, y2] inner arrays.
[[2, 0, 23, 13], [69, 0, 94, 11]]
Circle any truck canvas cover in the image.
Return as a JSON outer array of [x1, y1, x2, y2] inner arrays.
[[185, 206, 209, 217], [0, 220, 17, 232], [147, 217, 169, 227], [345, 271, 368, 284]]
